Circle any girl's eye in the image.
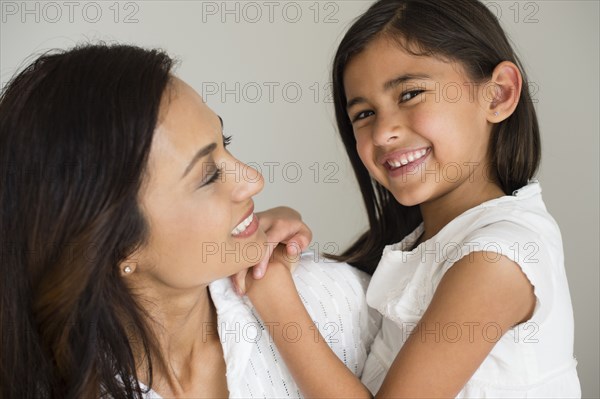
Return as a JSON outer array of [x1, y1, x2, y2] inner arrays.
[[223, 135, 232, 147], [352, 110, 375, 123], [400, 90, 424, 103]]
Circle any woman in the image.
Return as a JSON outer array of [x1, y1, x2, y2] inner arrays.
[[0, 44, 379, 398]]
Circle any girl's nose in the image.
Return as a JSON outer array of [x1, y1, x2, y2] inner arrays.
[[372, 113, 402, 147], [231, 160, 264, 202]]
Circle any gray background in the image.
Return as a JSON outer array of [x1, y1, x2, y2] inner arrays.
[[1, 1, 598, 397]]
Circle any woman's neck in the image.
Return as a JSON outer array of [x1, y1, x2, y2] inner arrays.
[[154, 285, 218, 359], [132, 283, 228, 397]]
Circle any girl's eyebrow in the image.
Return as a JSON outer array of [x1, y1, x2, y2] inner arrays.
[[346, 96, 368, 110], [346, 73, 431, 110], [383, 73, 431, 91]]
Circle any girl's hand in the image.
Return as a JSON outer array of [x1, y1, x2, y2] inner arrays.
[[231, 206, 311, 295], [242, 246, 371, 399], [244, 244, 299, 299], [268, 242, 300, 273]]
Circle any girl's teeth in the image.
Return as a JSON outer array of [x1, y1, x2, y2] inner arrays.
[[387, 148, 428, 169], [232, 213, 254, 235]]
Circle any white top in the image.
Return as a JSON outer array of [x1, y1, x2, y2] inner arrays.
[[140, 254, 381, 398], [361, 181, 581, 398]]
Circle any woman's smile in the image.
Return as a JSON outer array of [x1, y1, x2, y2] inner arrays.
[[231, 209, 259, 238]]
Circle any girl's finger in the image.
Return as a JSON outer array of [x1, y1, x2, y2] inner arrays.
[[253, 242, 277, 279], [287, 241, 300, 256], [231, 269, 248, 296]]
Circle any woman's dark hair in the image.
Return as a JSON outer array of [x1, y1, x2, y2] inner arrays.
[[328, 0, 541, 274], [0, 44, 173, 398]]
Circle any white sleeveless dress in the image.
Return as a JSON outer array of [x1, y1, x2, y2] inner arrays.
[[361, 181, 581, 398]]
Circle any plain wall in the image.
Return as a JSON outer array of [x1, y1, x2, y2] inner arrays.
[[1, 1, 598, 397]]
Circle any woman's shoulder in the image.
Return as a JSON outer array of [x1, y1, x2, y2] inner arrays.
[[292, 253, 382, 376], [292, 252, 378, 327], [293, 253, 371, 292]]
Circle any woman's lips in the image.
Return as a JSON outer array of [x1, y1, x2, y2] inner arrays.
[[231, 212, 259, 238]]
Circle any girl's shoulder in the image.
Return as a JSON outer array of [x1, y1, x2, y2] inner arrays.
[[435, 181, 562, 261], [370, 182, 567, 325]]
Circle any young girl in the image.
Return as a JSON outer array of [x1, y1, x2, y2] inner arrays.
[[245, 0, 581, 397]]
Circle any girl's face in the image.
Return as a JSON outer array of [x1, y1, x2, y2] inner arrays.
[[344, 35, 497, 207], [131, 78, 268, 291]]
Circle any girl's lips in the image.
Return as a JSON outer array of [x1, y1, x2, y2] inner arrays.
[[384, 148, 431, 177], [378, 147, 431, 167]]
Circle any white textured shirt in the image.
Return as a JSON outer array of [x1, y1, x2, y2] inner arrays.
[[141, 254, 381, 398]]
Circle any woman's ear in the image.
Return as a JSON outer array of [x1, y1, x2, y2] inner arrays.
[[485, 61, 523, 123], [119, 259, 138, 277]]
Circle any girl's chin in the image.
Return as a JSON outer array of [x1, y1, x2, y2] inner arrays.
[[388, 188, 424, 207]]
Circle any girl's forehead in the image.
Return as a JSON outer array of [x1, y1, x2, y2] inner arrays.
[[343, 39, 464, 91]]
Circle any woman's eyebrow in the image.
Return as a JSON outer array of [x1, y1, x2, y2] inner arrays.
[[180, 115, 223, 179], [181, 142, 217, 179]]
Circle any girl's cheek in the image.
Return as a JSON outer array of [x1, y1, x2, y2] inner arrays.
[[412, 109, 442, 142], [410, 106, 429, 126], [355, 139, 373, 167]]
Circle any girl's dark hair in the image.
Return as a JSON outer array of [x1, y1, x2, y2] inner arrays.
[[329, 0, 541, 274], [0, 44, 173, 398]]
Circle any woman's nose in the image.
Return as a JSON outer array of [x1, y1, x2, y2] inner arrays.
[[231, 160, 264, 202]]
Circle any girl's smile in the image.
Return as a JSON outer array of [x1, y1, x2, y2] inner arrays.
[[344, 35, 499, 210], [379, 147, 431, 177]]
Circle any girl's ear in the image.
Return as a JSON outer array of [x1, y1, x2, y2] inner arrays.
[[485, 61, 523, 123]]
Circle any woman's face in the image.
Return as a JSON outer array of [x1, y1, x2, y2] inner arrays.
[[131, 78, 268, 291]]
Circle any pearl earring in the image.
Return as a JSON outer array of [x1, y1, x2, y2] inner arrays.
[[123, 265, 133, 274], [494, 111, 499, 116]]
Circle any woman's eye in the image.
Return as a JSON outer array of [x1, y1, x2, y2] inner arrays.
[[199, 166, 222, 188], [352, 110, 375, 123], [223, 135, 232, 148], [400, 90, 424, 103]]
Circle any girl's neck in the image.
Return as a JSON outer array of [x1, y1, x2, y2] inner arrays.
[[418, 178, 505, 243]]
